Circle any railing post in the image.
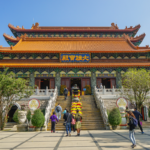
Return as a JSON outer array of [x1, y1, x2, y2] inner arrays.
[[112, 86, 115, 95], [103, 86, 106, 95], [45, 86, 48, 95], [36, 87, 39, 95]]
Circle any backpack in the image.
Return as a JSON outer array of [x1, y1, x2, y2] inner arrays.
[[56, 106, 61, 112], [132, 118, 138, 127]]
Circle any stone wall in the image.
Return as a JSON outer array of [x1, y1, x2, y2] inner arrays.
[[15, 100, 48, 111]]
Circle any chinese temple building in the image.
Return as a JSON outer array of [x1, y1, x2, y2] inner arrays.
[[1, 22, 149, 94]]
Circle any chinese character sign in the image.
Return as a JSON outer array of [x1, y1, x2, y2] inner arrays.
[[60, 53, 90, 63]]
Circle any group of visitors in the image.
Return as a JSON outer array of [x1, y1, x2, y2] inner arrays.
[[50, 104, 82, 136], [127, 108, 144, 149]]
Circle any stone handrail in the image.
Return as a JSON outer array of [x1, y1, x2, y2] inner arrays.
[[34, 87, 55, 95], [44, 86, 58, 130], [94, 86, 109, 129]]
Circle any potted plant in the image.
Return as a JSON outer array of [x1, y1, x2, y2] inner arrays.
[[108, 108, 121, 130], [60, 85, 66, 95], [31, 109, 45, 131], [84, 85, 91, 95]]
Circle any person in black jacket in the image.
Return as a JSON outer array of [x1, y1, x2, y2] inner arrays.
[[133, 108, 144, 134], [128, 111, 136, 148], [64, 87, 68, 100], [63, 110, 72, 136]]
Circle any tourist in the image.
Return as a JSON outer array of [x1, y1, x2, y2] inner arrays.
[[64, 87, 68, 100], [71, 113, 76, 132], [133, 108, 144, 134], [62, 108, 67, 114], [63, 110, 72, 136], [50, 112, 58, 133], [127, 111, 137, 148], [75, 109, 82, 136], [55, 104, 62, 120]]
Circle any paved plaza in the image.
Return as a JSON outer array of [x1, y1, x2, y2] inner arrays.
[[0, 129, 150, 150]]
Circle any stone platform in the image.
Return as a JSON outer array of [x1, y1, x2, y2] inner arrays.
[[0, 129, 150, 149]]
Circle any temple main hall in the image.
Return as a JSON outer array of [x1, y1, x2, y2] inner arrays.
[[0, 22, 149, 94]]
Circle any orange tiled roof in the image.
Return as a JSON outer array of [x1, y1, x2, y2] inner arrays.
[[0, 36, 141, 53], [0, 62, 150, 68]]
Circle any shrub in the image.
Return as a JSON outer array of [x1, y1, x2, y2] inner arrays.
[[108, 108, 121, 126], [149, 109, 150, 118], [60, 85, 66, 95], [31, 109, 45, 128], [84, 85, 91, 95], [13, 110, 19, 123], [27, 110, 31, 122]]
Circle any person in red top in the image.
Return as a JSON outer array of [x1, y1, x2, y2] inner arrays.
[[71, 113, 76, 132]]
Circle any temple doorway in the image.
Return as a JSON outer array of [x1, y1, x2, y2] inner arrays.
[[71, 78, 81, 90], [102, 78, 111, 88], [40, 79, 49, 89], [7, 105, 18, 122]]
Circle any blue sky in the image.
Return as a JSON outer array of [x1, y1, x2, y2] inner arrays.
[[0, 0, 150, 47]]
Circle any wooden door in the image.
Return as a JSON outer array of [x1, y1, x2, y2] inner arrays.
[[35, 79, 41, 89], [81, 78, 90, 91], [61, 78, 70, 90], [49, 78, 55, 89], [110, 78, 116, 88], [96, 78, 102, 88]]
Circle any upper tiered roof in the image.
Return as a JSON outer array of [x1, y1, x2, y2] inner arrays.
[[0, 34, 150, 53]]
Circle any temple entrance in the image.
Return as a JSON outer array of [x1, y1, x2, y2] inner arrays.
[[41, 79, 50, 89], [102, 78, 111, 88], [71, 78, 81, 90], [7, 105, 18, 122]]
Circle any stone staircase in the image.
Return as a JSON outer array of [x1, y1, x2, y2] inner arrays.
[[47, 96, 71, 131], [81, 95, 105, 130], [47, 95, 105, 131]]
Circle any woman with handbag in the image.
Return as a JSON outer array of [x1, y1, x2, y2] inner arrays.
[[75, 109, 82, 136], [50, 112, 58, 133], [71, 113, 76, 132]]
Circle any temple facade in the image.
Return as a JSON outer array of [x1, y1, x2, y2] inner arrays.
[[0, 22, 149, 94]]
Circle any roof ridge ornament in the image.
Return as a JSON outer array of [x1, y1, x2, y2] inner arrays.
[[111, 23, 119, 29], [20, 33, 27, 40], [32, 22, 39, 29]]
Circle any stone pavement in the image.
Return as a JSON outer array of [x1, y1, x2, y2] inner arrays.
[[0, 129, 150, 150]]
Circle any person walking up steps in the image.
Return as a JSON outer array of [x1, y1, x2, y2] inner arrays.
[[55, 104, 62, 120], [63, 110, 72, 136], [127, 111, 137, 148], [133, 108, 144, 134], [75, 109, 82, 136], [71, 113, 76, 132], [50, 112, 58, 133], [64, 87, 68, 100]]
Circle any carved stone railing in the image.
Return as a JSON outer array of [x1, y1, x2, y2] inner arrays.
[[94, 86, 109, 129], [34, 87, 55, 96], [44, 86, 58, 130]]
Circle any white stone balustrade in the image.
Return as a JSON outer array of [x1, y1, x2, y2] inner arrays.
[[34, 86, 55, 96], [44, 86, 58, 130], [94, 86, 110, 130]]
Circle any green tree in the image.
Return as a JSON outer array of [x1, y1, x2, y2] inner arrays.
[[0, 68, 34, 130], [108, 108, 121, 127], [122, 68, 150, 110], [31, 109, 45, 128]]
